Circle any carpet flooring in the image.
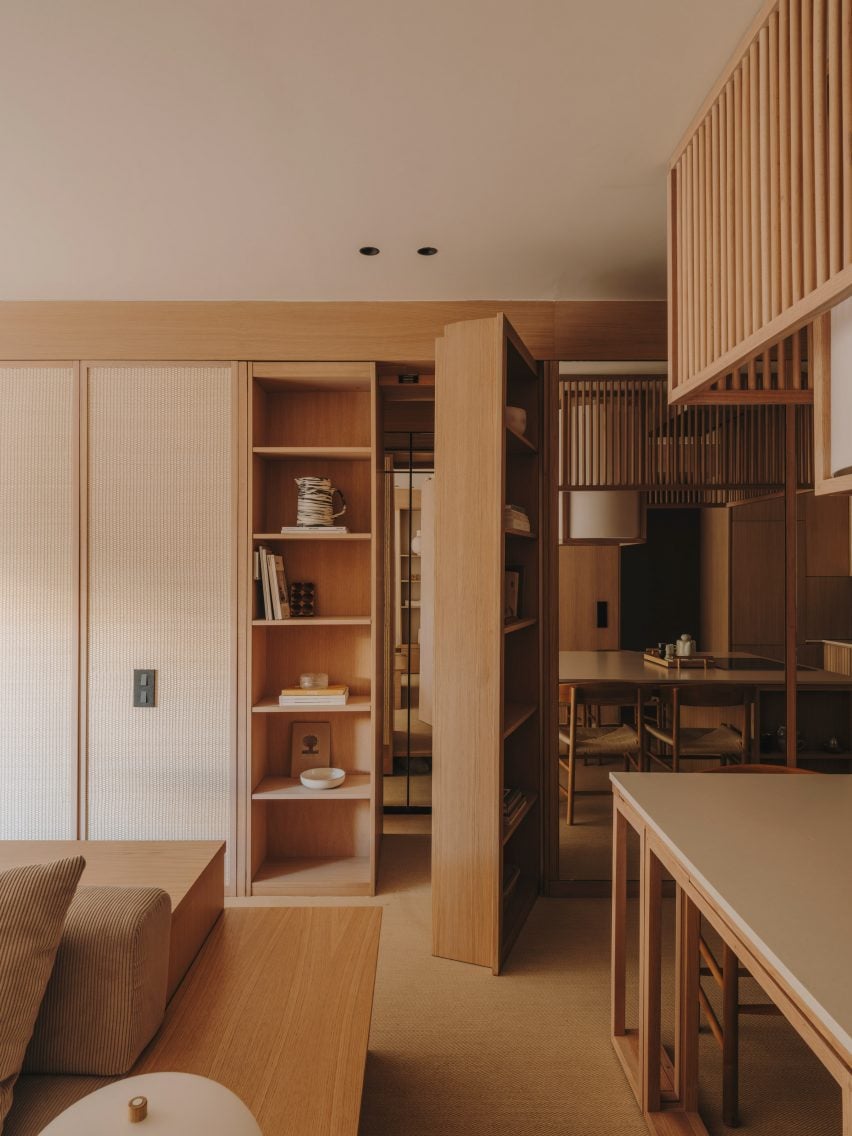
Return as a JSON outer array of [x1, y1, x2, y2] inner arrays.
[[355, 836, 839, 1136]]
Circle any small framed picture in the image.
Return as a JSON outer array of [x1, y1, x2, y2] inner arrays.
[[504, 565, 523, 620], [290, 722, 331, 777]]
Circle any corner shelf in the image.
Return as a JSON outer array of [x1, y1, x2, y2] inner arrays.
[[252, 857, 372, 897], [506, 425, 538, 454], [252, 532, 372, 542], [253, 446, 371, 461], [504, 618, 537, 635], [503, 702, 537, 739], [252, 773, 372, 800], [502, 792, 538, 845], [252, 694, 372, 714], [251, 616, 371, 627]]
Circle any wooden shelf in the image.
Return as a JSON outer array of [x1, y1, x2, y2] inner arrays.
[[506, 425, 538, 454], [502, 792, 538, 845], [252, 857, 372, 897], [252, 773, 371, 800], [503, 702, 537, 738], [247, 362, 379, 900], [252, 616, 371, 627], [504, 617, 537, 635], [253, 532, 371, 542], [252, 694, 372, 714], [502, 863, 522, 901], [504, 528, 537, 540], [253, 446, 371, 460]]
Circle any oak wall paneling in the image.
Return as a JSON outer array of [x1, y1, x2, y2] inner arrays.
[[0, 300, 667, 364], [84, 362, 238, 892], [0, 363, 79, 839], [699, 506, 731, 652], [558, 545, 620, 650]]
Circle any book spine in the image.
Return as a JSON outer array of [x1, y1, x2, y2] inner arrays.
[[259, 546, 273, 620], [268, 551, 282, 620]]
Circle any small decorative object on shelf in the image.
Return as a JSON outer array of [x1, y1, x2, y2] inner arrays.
[[410, 529, 423, 556], [505, 405, 527, 435], [504, 503, 531, 533], [299, 767, 346, 790], [289, 581, 316, 617], [824, 735, 842, 753], [299, 672, 329, 689], [504, 566, 522, 620], [290, 722, 331, 777], [294, 476, 347, 527]]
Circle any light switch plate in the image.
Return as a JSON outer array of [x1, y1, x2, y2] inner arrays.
[[133, 669, 156, 708]]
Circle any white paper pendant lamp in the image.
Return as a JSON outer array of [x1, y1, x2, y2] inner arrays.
[[565, 490, 645, 545]]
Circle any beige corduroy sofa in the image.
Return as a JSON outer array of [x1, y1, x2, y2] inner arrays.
[[7, 884, 172, 1136]]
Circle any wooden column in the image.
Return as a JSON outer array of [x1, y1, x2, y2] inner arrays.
[[785, 403, 798, 765]]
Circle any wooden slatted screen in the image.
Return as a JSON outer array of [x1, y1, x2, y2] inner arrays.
[[560, 377, 813, 497], [669, 0, 852, 402]]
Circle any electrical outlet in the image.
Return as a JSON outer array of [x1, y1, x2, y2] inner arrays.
[[133, 669, 156, 708]]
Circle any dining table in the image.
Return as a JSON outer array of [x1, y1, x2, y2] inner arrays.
[[609, 771, 852, 1136], [558, 648, 852, 688]]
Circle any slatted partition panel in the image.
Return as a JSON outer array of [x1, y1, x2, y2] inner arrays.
[[560, 376, 813, 497], [0, 365, 79, 838], [85, 364, 236, 886], [669, 0, 852, 402]]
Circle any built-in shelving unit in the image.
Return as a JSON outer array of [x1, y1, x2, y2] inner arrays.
[[245, 362, 381, 897], [432, 313, 544, 973]]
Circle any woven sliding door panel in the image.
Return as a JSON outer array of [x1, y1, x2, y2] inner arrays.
[[86, 366, 234, 880], [669, 0, 852, 401], [0, 366, 78, 839]]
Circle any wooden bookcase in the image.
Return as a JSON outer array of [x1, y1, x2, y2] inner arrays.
[[432, 315, 545, 972], [245, 362, 382, 896]]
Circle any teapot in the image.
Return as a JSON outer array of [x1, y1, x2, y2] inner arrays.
[[675, 633, 696, 657]]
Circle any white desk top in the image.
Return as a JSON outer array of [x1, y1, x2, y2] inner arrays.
[[611, 772, 852, 1064], [559, 649, 852, 687]]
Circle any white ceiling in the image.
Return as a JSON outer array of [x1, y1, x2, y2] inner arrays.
[[0, 1, 758, 302]]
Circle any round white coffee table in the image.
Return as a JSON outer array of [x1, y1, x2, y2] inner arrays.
[[40, 1072, 263, 1135]]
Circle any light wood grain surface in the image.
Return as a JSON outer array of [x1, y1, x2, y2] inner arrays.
[[559, 649, 852, 687], [135, 906, 381, 1136], [612, 772, 852, 1065], [0, 300, 666, 362]]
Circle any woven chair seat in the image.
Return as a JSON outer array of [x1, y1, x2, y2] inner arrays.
[[644, 722, 744, 756], [558, 724, 640, 755]]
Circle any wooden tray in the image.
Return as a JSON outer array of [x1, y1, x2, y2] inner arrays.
[[643, 651, 716, 670]]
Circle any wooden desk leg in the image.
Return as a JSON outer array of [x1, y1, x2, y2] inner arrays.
[[640, 837, 663, 1116], [675, 888, 700, 1114], [611, 804, 628, 1040], [842, 1069, 852, 1136]]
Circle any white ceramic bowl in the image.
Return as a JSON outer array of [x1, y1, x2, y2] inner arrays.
[[300, 767, 346, 790], [505, 405, 527, 434]]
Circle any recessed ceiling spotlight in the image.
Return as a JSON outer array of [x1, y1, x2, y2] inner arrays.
[[359, 246, 380, 256], [417, 246, 438, 256]]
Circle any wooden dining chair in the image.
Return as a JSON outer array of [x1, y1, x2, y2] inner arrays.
[[697, 763, 820, 1127], [642, 684, 754, 772], [558, 683, 642, 825]]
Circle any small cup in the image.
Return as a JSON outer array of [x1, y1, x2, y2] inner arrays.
[[664, 643, 676, 661]]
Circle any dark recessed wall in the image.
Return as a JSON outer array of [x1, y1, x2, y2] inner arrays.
[[620, 508, 701, 651]]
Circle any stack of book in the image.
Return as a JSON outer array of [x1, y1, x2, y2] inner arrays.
[[504, 504, 531, 533], [255, 546, 290, 619], [502, 787, 528, 833], [278, 684, 350, 707]]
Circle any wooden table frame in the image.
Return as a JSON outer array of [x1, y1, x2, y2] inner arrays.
[[611, 782, 852, 1136]]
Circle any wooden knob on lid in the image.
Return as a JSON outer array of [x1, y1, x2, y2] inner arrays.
[[128, 1095, 148, 1122]]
